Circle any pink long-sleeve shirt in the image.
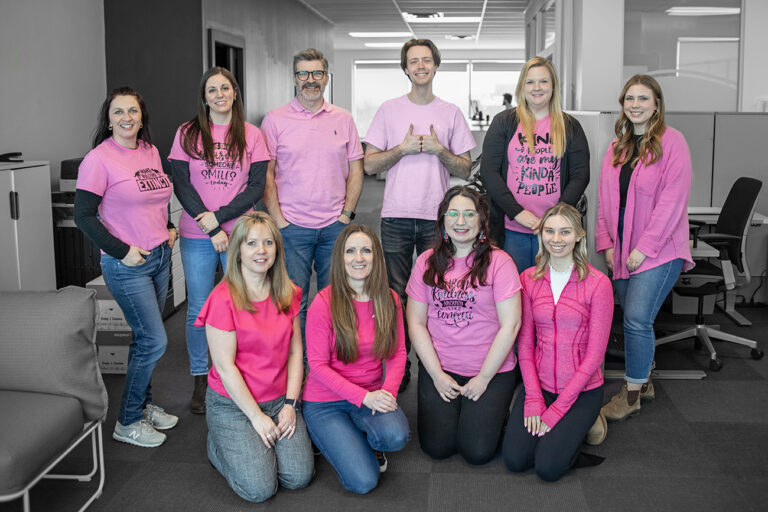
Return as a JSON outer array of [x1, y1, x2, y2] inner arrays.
[[303, 287, 407, 407], [518, 265, 614, 429], [595, 127, 694, 279]]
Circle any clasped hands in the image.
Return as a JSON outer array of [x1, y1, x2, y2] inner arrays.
[[250, 403, 297, 448], [400, 124, 442, 156], [195, 211, 228, 253], [523, 415, 551, 437], [433, 372, 490, 403]]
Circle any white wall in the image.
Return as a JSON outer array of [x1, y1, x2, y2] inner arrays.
[[0, 0, 106, 189], [740, 0, 768, 111]]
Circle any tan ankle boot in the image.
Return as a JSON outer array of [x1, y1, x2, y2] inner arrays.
[[640, 379, 655, 403], [601, 383, 641, 422], [585, 412, 607, 446]]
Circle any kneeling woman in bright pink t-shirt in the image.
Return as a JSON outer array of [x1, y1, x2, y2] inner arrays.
[[303, 225, 409, 495], [407, 185, 522, 465], [503, 203, 613, 481], [195, 212, 313, 503]]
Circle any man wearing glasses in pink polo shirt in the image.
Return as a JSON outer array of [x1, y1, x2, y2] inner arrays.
[[262, 48, 364, 341], [364, 39, 475, 391]]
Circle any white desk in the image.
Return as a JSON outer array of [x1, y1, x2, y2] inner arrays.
[[688, 206, 768, 226]]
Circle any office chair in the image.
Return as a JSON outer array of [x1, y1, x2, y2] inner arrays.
[[656, 177, 764, 371]]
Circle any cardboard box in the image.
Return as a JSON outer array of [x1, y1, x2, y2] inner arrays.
[[98, 345, 129, 374], [96, 329, 132, 345], [97, 299, 129, 331]]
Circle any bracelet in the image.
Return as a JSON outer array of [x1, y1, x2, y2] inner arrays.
[[284, 398, 298, 408], [341, 209, 356, 220]]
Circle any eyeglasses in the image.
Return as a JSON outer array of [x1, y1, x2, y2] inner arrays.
[[295, 70, 326, 81], [444, 209, 478, 219]]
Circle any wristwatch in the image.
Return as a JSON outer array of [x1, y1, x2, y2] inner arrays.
[[341, 209, 356, 220], [284, 398, 298, 408]]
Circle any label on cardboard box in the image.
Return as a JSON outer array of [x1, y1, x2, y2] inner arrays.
[[96, 329, 132, 345], [98, 345, 129, 374], [97, 299, 130, 331]]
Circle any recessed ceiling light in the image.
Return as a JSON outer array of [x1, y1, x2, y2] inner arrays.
[[445, 35, 476, 41], [665, 7, 740, 16], [364, 42, 408, 48], [349, 32, 413, 38], [402, 12, 482, 24]]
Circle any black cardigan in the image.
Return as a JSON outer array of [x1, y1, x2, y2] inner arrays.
[[479, 109, 590, 246]]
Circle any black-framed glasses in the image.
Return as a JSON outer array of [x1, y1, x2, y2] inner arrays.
[[295, 70, 326, 81]]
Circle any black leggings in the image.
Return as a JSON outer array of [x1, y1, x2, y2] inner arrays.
[[503, 385, 603, 482], [417, 361, 518, 465]]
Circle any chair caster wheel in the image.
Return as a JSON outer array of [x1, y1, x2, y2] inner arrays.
[[750, 348, 764, 360], [709, 358, 723, 371]]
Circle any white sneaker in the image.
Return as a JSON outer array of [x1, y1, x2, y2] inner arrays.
[[143, 404, 179, 430], [113, 419, 166, 447]]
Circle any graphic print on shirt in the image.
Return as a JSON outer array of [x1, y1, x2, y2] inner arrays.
[[200, 142, 241, 191], [135, 167, 171, 192], [432, 279, 477, 327], [512, 131, 560, 198]]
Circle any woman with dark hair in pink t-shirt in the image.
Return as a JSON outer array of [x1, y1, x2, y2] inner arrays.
[[169, 67, 270, 414], [75, 87, 178, 448], [406, 185, 522, 465], [195, 212, 313, 503]]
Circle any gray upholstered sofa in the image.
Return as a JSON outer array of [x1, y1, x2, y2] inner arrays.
[[0, 286, 108, 511]]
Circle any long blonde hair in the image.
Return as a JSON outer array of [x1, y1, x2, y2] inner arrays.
[[611, 74, 666, 168], [532, 203, 589, 281], [329, 225, 398, 364], [224, 212, 295, 313], [514, 57, 566, 157]]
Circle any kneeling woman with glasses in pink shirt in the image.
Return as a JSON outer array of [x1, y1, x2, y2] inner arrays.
[[407, 186, 522, 465], [503, 203, 613, 481]]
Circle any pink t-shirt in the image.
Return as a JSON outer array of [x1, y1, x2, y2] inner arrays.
[[406, 248, 522, 376], [505, 115, 561, 233], [364, 95, 476, 220], [77, 138, 171, 251], [168, 122, 269, 238], [303, 287, 406, 407], [194, 281, 301, 403], [261, 98, 364, 229]]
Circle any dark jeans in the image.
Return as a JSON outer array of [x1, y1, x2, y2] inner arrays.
[[417, 361, 517, 465], [380, 217, 435, 368], [502, 385, 603, 482]]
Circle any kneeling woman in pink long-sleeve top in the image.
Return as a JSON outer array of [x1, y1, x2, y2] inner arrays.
[[503, 203, 614, 482], [303, 225, 410, 495]]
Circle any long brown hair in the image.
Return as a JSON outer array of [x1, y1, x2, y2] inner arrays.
[[329, 225, 398, 364], [92, 86, 152, 148], [424, 186, 493, 290], [514, 57, 566, 157], [224, 212, 295, 313], [532, 203, 589, 281], [611, 74, 666, 168], [180, 67, 247, 168]]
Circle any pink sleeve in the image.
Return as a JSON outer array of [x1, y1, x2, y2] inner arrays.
[[305, 292, 369, 407], [491, 251, 522, 302], [381, 293, 407, 397], [518, 275, 546, 419], [168, 126, 190, 162], [193, 284, 235, 332], [541, 273, 614, 429], [405, 253, 429, 303], [448, 107, 476, 156], [595, 144, 617, 254], [346, 115, 364, 161], [76, 150, 108, 196], [260, 113, 278, 160], [635, 131, 692, 259], [363, 104, 388, 150], [247, 125, 271, 163]]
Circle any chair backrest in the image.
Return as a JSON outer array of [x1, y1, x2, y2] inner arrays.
[[715, 177, 763, 272], [0, 286, 108, 421]]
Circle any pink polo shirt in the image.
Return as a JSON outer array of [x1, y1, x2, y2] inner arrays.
[[194, 281, 301, 403], [505, 115, 561, 233], [261, 98, 363, 229], [364, 95, 476, 221], [77, 138, 171, 251], [168, 121, 269, 238], [406, 248, 521, 376], [303, 287, 406, 407]]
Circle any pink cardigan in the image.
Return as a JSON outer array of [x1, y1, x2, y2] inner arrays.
[[595, 127, 694, 280], [518, 265, 614, 428]]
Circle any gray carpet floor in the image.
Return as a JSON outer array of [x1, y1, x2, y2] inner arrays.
[[5, 176, 767, 511]]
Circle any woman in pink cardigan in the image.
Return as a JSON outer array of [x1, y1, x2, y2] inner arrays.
[[596, 75, 693, 422], [503, 203, 614, 481], [303, 224, 409, 494]]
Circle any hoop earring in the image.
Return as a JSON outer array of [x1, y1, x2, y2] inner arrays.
[[108, 125, 113, 131]]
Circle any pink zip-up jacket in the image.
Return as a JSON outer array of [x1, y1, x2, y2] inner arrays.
[[519, 265, 614, 429], [595, 127, 694, 280]]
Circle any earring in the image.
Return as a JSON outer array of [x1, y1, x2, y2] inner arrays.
[[443, 230, 449, 242], [108, 125, 113, 131], [478, 231, 486, 243]]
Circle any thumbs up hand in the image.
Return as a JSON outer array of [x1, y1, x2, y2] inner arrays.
[[420, 124, 443, 155], [399, 124, 423, 155]]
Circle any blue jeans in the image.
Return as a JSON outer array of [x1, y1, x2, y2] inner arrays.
[[100, 242, 171, 426], [207, 389, 314, 503], [303, 400, 410, 494], [614, 259, 684, 383], [280, 221, 345, 342], [179, 236, 227, 376], [503, 229, 538, 272], [380, 217, 435, 362]]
